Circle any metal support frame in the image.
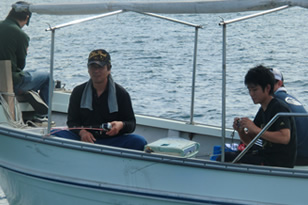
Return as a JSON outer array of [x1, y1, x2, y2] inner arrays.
[[190, 26, 199, 125], [221, 23, 227, 162], [218, 5, 289, 162], [47, 29, 55, 132], [132, 11, 202, 125], [132, 11, 202, 124], [45, 10, 203, 133]]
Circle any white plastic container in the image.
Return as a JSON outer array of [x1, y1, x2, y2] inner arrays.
[[144, 138, 200, 158]]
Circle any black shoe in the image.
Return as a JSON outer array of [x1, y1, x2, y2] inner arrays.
[[33, 116, 49, 123], [32, 116, 56, 127], [24, 91, 48, 115]]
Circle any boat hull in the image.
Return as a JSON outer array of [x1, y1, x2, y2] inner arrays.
[[0, 125, 308, 205], [1, 168, 211, 205]]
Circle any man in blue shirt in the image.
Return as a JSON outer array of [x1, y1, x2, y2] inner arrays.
[[271, 68, 308, 165]]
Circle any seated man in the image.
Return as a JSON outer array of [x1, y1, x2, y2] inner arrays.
[[54, 49, 147, 151], [0, 2, 49, 116], [271, 68, 308, 165], [218, 65, 297, 168]]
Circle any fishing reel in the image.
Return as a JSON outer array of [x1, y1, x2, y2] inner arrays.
[[101, 123, 112, 131]]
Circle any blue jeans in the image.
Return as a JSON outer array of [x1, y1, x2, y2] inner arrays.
[[14, 71, 50, 105], [52, 130, 147, 151]]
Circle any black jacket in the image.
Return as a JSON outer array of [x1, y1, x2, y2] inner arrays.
[[67, 81, 136, 138]]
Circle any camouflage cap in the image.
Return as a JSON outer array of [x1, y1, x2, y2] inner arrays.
[[87, 49, 111, 67]]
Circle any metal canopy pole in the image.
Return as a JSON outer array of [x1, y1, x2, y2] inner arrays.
[[45, 10, 124, 31], [189, 27, 200, 124], [221, 5, 289, 25], [47, 29, 55, 133], [220, 23, 227, 162], [134, 11, 202, 28]]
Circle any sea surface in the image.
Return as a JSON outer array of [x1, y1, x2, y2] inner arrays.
[[1, 0, 308, 203]]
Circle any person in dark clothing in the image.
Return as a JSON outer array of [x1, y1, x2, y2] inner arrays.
[[54, 49, 147, 151], [0, 1, 49, 115], [218, 65, 297, 168], [270, 68, 308, 165]]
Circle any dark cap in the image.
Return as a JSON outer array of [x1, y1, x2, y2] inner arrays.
[[87, 49, 111, 67]]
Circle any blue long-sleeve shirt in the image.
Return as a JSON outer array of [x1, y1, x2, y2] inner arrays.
[[275, 87, 308, 159]]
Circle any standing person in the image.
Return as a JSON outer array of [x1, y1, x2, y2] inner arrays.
[[0, 1, 49, 115], [219, 65, 297, 168], [270, 68, 308, 165], [55, 49, 147, 151]]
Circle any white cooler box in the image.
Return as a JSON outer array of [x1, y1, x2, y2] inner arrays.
[[144, 138, 200, 158]]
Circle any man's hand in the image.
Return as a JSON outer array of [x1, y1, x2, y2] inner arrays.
[[79, 129, 96, 143], [233, 117, 259, 145], [106, 121, 124, 136], [239, 117, 260, 135]]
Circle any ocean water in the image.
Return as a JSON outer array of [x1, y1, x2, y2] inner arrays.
[[1, 0, 308, 203], [2, 0, 308, 126]]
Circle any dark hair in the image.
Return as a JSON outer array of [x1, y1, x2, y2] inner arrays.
[[244, 65, 275, 95], [7, 1, 32, 26]]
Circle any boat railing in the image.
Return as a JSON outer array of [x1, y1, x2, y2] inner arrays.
[[45, 10, 203, 133], [232, 112, 308, 163], [218, 5, 290, 162]]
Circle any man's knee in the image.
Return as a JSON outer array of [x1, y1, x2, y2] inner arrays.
[[124, 134, 147, 151]]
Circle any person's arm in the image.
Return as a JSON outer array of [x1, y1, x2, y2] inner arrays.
[[120, 93, 136, 133], [67, 86, 84, 136], [106, 86, 136, 136], [257, 128, 290, 144], [235, 117, 291, 145], [67, 85, 97, 143], [16, 31, 29, 69]]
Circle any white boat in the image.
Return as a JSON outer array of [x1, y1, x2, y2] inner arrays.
[[1, 1, 308, 204]]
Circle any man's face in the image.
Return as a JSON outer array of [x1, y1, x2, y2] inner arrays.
[[247, 84, 270, 105], [88, 64, 110, 84]]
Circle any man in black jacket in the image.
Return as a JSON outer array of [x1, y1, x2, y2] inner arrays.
[[56, 49, 147, 151]]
